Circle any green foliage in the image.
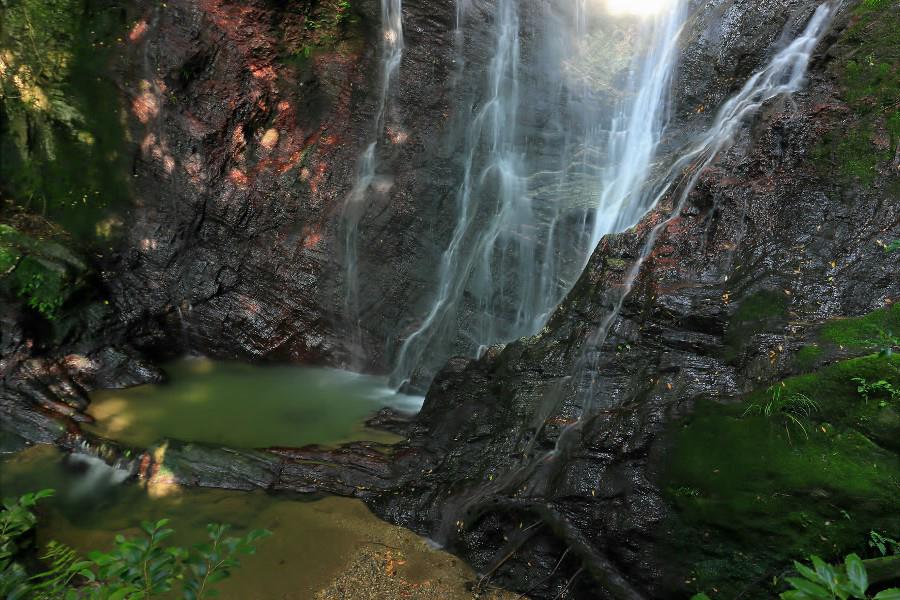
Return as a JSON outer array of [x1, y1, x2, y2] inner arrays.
[[29, 541, 96, 599], [780, 553, 899, 599], [0, 489, 271, 599], [0, 489, 54, 562], [868, 531, 900, 557], [283, 0, 362, 65], [743, 385, 819, 441], [0, 0, 131, 237], [852, 377, 900, 405], [0, 223, 86, 319], [813, 0, 899, 184], [89, 519, 185, 597], [0, 489, 54, 599], [662, 346, 900, 598], [182, 524, 271, 600]]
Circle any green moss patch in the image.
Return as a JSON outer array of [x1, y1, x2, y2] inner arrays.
[[819, 303, 899, 350], [794, 344, 825, 370], [813, 0, 900, 185], [659, 353, 900, 597]]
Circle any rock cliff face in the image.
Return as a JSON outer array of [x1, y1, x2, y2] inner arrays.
[[104, 0, 843, 372], [105, 0, 473, 371]]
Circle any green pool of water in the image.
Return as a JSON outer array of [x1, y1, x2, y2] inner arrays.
[[84, 358, 420, 449]]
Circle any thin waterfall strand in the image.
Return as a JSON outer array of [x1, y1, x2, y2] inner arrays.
[[390, 0, 522, 389], [343, 0, 404, 354]]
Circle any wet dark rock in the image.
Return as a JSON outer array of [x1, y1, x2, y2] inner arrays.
[[365, 407, 416, 436]]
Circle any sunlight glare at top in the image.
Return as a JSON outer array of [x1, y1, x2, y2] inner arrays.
[[604, 0, 674, 17]]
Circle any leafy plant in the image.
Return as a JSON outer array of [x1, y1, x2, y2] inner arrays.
[[851, 377, 899, 405], [743, 385, 820, 442], [28, 541, 96, 599], [780, 553, 900, 599], [182, 524, 271, 600], [0, 489, 54, 563], [0, 489, 271, 599], [0, 223, 86, 319], [869, 531, 900, 557], [0, 489, 54, 599], [89, 519, 185, 597]]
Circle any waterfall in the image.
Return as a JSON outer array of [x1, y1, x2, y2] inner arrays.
[[587, 3, 684, 250], [428, 2, 837, 550], [567, 1, 836, 423], [390, 0, 687, 390], [390, 0, 523, 389], [342, 0, 404, 357]]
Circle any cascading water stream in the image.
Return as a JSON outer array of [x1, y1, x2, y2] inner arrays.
[[390, 0, 523, 389], [389, 0, 686, 391], [343, 0, 404, 358], [566, 1, 836, 423], [587, 4, 684, 250]]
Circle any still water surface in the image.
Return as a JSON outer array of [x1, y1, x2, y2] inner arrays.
[[84, 357, 420, 448]]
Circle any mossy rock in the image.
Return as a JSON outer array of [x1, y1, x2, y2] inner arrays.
[[813, 0, 900, 185], [658, 353, 900, 598], [818, 303, 899, 350], [722, 289, 790, 362]]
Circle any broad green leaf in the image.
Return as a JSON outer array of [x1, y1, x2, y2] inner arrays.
[[786, 577, 831, 598], [844, 554, 868, 597], [874, 590, 900, 600], [795, 561, 824, 584], [781, 591, 817, 600], [810, 556, 837, 585]]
